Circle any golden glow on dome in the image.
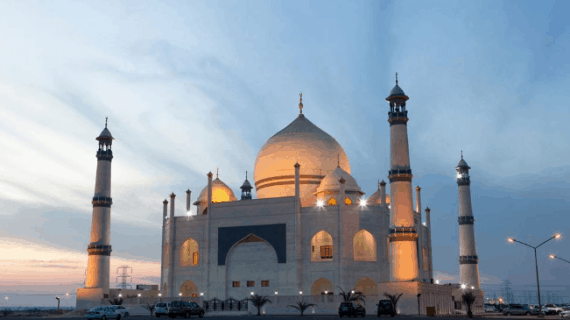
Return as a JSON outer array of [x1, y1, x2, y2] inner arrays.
[[254, 114, 350, 205], [195, 177, 237, 204]]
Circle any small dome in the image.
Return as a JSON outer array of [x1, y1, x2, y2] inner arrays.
[[456, 158, 470, 169], [316, 167, 362, 194], [367, 189, 390, 205], [194, 178, 237, 204], [96, 127, 114, 140], [241, 178, 252, 189]]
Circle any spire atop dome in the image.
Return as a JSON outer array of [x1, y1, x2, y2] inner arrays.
[[299, 92, 304, 114], [337, 153, 340, 167], [105, 117, 108, 128], [396, 72, 398, 85]]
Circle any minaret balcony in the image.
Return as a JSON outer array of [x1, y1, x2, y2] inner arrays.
[[96, 149, 113, 161], [388, 111, 409, 125], [459, 255, 479, 264], [457, 177, 471, 186], [458, 216, 475, 225], [87, 244, 112, 256], [92, 196, 113, 207], [388, 226, 418, 242], [388, 169, 413, 182]]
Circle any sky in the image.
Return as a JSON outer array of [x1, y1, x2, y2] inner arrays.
[[1, 0, 569, 306]]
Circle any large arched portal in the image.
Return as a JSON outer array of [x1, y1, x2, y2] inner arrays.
[[226, 234, 279, 299], [353, 230, 377, 261], [353, 277, 377, 295], [311, 278, 334, 295], [180, 238, 199, 266], [179, 280, 198, 297]]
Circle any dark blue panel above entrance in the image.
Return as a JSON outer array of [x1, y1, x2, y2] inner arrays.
[[217, 223, 287, 266]]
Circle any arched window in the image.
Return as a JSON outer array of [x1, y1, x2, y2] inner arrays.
[[327, 198, 337, 206], [353, 230, 376, 261], [180, 238, 199, 266], [344, 197, 352, 205], [311, 230, 333, 262], [203, 208, 208, 215], [179, 280, 198, 297]]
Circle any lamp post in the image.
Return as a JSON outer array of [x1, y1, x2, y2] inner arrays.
[[55, 296, 61, 310], [549, 254, 570, 265], [507, 233, 561, 316]]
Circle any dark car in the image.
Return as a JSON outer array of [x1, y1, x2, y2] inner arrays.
[[376, 300, 395, 317], [167, 300, 204, 318], [339, 301, 366, 317], [502, 305, 538, 316]]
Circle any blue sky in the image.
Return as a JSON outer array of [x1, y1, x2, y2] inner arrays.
[[0, 0, 569, 302]]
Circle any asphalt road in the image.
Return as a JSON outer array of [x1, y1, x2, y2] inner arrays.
[[3, 314, 566, 320]]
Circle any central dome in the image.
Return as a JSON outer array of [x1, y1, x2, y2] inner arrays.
[[254, 113, 350, 205]]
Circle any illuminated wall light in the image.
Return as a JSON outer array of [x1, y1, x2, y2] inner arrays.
[[274, 292, 278, 295], [359, 199, 367, 207], [435, 280, 440, 284], [250, 292, 254, 295], [179, 293, 182, 296], [317, 200, 324, 207], [460, 284, 466, 289], [158, 293, 162, 297]]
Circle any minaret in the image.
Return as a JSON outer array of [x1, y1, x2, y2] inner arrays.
[[386, 74, 419, 281], [85, 119, 114, 293], [240, 171, 253, 200], [456, 153, 481, 289]]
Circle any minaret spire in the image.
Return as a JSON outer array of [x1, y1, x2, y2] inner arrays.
[[456, 155, 481, 289], [385, 77, 418, 281], [298, 92, 303, 114], [105, 117, 108, 128], [78, 120, 115, 308]]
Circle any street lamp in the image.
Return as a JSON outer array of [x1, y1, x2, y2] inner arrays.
[[507, 233, 561, 316], [549, 254, 570, 265]]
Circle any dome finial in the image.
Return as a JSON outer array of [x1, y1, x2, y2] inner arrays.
[[298, 92, 303, 114], [216, 167, 219, 179], [337, 153, 340, 168], [461, 150, 463, 159], [395, 72, 398, 85], [245, 171, 248, 179], [105, 117, 108, 128]]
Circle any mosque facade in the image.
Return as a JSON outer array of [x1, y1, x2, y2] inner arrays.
[[159, 81, 461, 302]]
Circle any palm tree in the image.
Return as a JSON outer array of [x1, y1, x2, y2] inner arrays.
[[287, 301, 317, 316], [384, 292, 403, 315], [337, 287, 366, 305], [246, 294, 272, 316], [108, 298, 124, 306], [142, 303, 155, 316], [462, 291, 476, 318]]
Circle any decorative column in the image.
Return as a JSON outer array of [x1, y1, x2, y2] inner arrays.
[[160, 199, 168, 295], [425, 207, 434, 282], [415, 186, 421, 213], [386, 75, 419, 282], [186, 189, 191, 213], [85, 122, 114, 293], [294, 163, 302, 294], [337, 178, 346, 291], [456, 155, 480, 289], [206, 172, 213, 298], [380, 180, 387, 205], [168, 193, 176, 297]]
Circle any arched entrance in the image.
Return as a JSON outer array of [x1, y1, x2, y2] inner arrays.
[[353, 277, 377, 295], [226, 234, 279, 299], [179, 280, 198, 297], [311, 277, 333, 295], [353, 229, 377, 261]]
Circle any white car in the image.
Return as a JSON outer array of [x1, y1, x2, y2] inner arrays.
[[155, 302, 170, 318], [485, 305, 497, 312], [560, 308, 570, 318], [109, 306, 129, 318], [85, 306, 121, 320]]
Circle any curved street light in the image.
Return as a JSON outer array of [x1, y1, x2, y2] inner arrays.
[[507, 233, 561, 316], [549, 254, 570, 265]]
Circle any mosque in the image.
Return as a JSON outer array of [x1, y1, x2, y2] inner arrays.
[[77, 78, 483, 314]]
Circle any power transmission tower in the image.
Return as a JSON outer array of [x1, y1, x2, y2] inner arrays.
[[116, 265, 133, 289]]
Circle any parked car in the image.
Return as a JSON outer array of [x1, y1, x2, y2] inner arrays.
[[109, 306, 129, 318], [168, 300, 205, 318], [502, 305, 539, 316], [339, 301, 366, 317], [544, 304, 565, 315], [485, 305, 497, 312], [86, 306, 121, 320], [155, 302, 170, 318], [560, 308, 570, 318], [376, 300, 395, 317]]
